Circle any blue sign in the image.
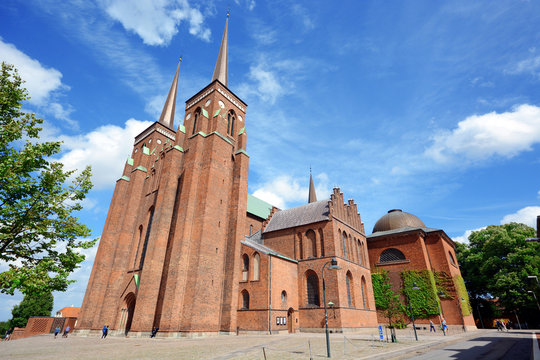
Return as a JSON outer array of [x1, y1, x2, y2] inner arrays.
[[378, 325, 384, 340]]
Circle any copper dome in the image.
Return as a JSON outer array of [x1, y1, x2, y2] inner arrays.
[[372, 209, 426, 233]]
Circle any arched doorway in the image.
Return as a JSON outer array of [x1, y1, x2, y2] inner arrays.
[[287, 308, 295, 333], [119, 292, 136, 336]]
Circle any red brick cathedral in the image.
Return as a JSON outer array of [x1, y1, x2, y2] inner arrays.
[[77, 17, 475, 337]]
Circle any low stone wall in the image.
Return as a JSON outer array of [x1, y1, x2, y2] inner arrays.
[[9, 316, 77, 340]]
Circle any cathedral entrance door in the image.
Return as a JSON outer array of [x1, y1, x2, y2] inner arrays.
[[123, 293, 136, 336], [287, 308, 294, 333]]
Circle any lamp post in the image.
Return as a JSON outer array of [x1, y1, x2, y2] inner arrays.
[[322, 258, 341, 358], [528, 291, 540, 311], [528, 276, 540, 290], [437, 292, 447, 336], [476, 303, 485, 329], [458, 297, 466, 332], [404, 282, 420, 341]]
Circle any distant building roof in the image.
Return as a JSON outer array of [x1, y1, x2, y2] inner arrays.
[[367, 226, 440, 240], [247, 194, 273, 219], [55, 306, 80, 318], [263, 200, 330, 233], [241, 239, 297, 263]]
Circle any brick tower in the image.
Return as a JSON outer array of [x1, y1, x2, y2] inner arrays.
[[77, 14, 249, 336]]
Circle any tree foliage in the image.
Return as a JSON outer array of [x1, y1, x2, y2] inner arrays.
[[10, 291, 54, 328], [0, 62, 96, 295], [455, 222, 539, 312]]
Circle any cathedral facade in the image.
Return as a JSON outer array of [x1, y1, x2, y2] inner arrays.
[[76, 17, 475, 337]]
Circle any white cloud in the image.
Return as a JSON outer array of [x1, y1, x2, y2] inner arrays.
[[55, 119, 152, 189], [508, 55, 540, 78], [100, 0, 211, 45], [0, 38, 65, 106], [500, 206, 540, 228], [426, 104, 540, 163], [452, 227, 486, 244], [252, 173, 330, 209]]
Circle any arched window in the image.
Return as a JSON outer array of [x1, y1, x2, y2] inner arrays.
[[253, 253, 260, 281], [249, 224, 253, 235], [139, 207, 155, 269], [192, 108, 201, 134], [358, 240, 363, 266], [448, 251, 457, 266], [241, 290, 250, 309], [361, 276, 368, 309], [306, 271, 320, 306], [281, 290, 287, 306], [346, 271, 354, 307], [342, 231, 348, 259], [133, 225, 143, 267], [379, 248, 406, 263], [227, 111, 236, 136], [318, 229, 325, 257], [298, 232, 303, 260], [306, 229, 317, 258], [242, 254, 249, 281]]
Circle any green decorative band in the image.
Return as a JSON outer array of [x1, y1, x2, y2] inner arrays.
[[213, 109, 221, 117], [188, 131, 233, 145], [202, 108, 209, 118], [127, 157, 134, 166], [132, 165, 147, 173], [120, 175, 130, 181], [238, 127, 245, 135], [235, 149, 249, 157], [143, 146, 150, 155], [179, 124, 186, 133], [173, 145, 184, 152]]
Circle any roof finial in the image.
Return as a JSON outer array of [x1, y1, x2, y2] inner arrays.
[[308, 169, 317, 203], [212, 13, 229, 87], [158, 58, 181, 129]]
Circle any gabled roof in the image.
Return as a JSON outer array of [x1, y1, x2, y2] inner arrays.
[[55, 306, 80, 318], [263, 200, 330, 233]]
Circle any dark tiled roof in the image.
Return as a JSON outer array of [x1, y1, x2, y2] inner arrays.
[[241, 240, 297, 263], [263, 200, 330, 233], [367, 226, 441, 239]]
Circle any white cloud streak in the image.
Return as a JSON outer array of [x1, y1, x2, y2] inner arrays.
[[426, 104, 540, 163], [500, 206, 540, 228], [100, 0, 211, 45], [55, 119, 152, 189]]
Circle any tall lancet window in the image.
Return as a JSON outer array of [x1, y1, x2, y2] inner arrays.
[[139, 207, 155, 269], [192, 108, 201, 135], [227, 110, 235, 136]]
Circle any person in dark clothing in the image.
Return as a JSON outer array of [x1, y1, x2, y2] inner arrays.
[[102, 325, 109, 339], [150, 327, 159, 338]]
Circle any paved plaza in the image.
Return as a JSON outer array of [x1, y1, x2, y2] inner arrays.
[[1, 328, 490, 359]]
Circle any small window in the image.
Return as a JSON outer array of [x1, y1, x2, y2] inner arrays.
[[346, 272, 354, 307], [241, 290, 249, 309], [342, 231, 348, 259], [281, 290, 287, 305], [379, 248, 406, 263], [253, 253, 260, 281], [306, 272, 320, 306], [192, 109, 200, 134], [227, 111, 236, 136], [242, 254, 249, 281], [449, 251, 457, 266]]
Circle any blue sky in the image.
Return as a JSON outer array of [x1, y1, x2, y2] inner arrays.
[[1, 0, 540, 321]]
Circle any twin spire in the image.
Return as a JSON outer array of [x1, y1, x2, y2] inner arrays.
[[308, 170, 317, 203], [158, 14, 230, 128]]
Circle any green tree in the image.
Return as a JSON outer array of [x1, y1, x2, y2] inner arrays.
[[372, 271, 405, 327], [0, 62, 96, 295], [455, 222, 539, 312], [9, 291, 54, 328]]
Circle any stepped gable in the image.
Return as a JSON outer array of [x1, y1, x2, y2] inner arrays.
[[328, 187, 364, 233]]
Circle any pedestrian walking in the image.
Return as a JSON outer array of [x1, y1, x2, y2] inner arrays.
[[429, 320, 436, 332], [441, 318, 448, 332], [63, 326, 71, 338], [4, 328, 13, 341], [101, 325, 108, 339], [150, 327, 159, 338], [54, 327, 60, 338], [496, 320, 502, 331]]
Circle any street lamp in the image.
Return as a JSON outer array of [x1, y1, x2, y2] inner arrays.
[[322, 258, 341, 358], [528, 276, 540, 290], [476, 303, 485, 329], [404, 282, 420, 341], [458, 297, 467, 333], [437, 291, 447, 336], [528, 291, 540, 311]]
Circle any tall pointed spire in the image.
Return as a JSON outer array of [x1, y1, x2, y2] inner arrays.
[[308, 168, 317, 203], [158, 58, 181, 129], [212, 12, 229, 87]]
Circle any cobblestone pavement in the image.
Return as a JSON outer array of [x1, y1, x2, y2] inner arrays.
[[1, 329, 489, 359]]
